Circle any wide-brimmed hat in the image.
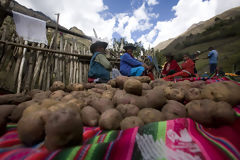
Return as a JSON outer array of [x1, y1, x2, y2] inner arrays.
[[123, 44, 136, 51], [90, 41, 108, 53]]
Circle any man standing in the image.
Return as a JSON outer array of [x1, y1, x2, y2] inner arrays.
[[88, 41, 112, 83], [208, 47, 218, 74]]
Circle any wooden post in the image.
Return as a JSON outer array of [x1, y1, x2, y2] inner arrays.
[[17, 40, 28, 93], [31, 44, 45, 89]]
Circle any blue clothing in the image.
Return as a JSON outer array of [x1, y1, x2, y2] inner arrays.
[[120, 53, 143, 76], [88, 52, 110, 80], [210, 63, 217, 74], [208, 50, 218, 64], [130, 66, 145, 76]]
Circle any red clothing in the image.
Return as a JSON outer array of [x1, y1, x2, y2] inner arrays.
[[162, 60, 181, 75], [181, 58, 195, 75]]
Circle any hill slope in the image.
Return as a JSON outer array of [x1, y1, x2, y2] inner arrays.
[[155, 6, 240, 74]]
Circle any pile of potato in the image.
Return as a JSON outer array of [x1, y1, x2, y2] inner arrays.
[[0, 77, 239, 151]]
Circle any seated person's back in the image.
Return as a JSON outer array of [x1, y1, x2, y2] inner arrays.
[[88, 41, 112, 83]]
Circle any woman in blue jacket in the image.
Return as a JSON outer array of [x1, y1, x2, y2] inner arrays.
[[120, 44, 149, 76]]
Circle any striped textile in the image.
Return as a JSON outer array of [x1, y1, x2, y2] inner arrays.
[[0, 78, 239, 160]]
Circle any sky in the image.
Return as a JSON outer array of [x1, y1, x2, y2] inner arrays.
[[15, 0, 240, 48]]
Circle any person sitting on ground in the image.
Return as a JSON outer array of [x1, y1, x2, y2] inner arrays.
[[163, 54, 195, 80], [161, 53, 181, 77], [120, 44, 149, 76], [88, 41, 112, 83]]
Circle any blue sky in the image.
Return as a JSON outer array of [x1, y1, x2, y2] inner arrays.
[[15, 0, 240, 48]]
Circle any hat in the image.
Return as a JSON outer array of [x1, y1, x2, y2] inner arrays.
[[123, 44, 136, 51], [90, 41, 108, 53]]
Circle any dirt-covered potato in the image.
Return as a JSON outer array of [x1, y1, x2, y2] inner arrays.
[[161, 100, 186, 120], [61, 94, 75, 102], [124, 79, 142, 96], [89, 88, 105, 94], [0, 105, 16, 120], [27, 89, 43, 98], [0, 105, 16, 135], [90, 98, 114, 113], [50, 81, 65, 92], [164, 87, 185, 102], [40, 98, 59, 108], [120, 116, 144, 130], [149, 78, 169, 88], [185, 88, 202, 101], [102, 89, 115, 100], [99, 109, 123, 130], [142, 83, 152, 90], [107, 79, 117, 88], [65, 98, 85, 112], [116, 104, 139, 118], [44, 108, 83, 151], [95, 84, 111, 90], [33, 91, 51, 102], [83, 83, 95, 89], [81, 106, 100, 126], [66, 83, 84, 92], [17, 108, 49, 146], [138, 108, 165, 124], [22, 104, 42, 117], [113, 90, 132, 105], [201, 81, 240, 106], [186, 99, 236, 127], [49, 90, 67, 101], [133, 76, 151, 83], [9, 100, 38, 122], [189, 80, 206, 88], [0, 93, 32, 105], [115, 76, 129, 89]]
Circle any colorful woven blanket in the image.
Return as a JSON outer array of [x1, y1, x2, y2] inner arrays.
[[0, 78, 239, 160]]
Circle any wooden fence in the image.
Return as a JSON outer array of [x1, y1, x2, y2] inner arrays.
[[0, 25, 119, 93]]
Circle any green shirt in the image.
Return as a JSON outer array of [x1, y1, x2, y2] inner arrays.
[[95, 53, 112, 71]]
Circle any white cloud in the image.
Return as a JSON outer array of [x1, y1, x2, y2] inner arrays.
[[139, 0, 240, 48], [114, 3, 153, 43], [147, 0, 159, 6], [15, 0, 115, 44]]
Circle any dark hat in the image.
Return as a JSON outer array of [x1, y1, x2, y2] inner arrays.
[[123, 44, 136, 50], [164, 52, 173, 57], [90, 41, 108, 53]]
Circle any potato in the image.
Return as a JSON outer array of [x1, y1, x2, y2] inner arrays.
[[149, 79, 168, 88], [99, 109, 123, 130], [27, 89, 43, 98], [164, 87, 185, 102], [89, 88, 105, 94], [124, 79, 142, 96], [95, 84, 111, 90], [143, 87, 167, 109], [120, 116, 144, 130], [61, 94, 75, 102], [186, 99, 236, 127], [190, 80, 206, 88], [44, 108, 83, 151], [133, 76, 151, 83], [9, 100, 37, 122], [0, 105, 16, 120], [107, 79, 117, 88], [201, 81, 240, 105], [115, 76, 129, 89], [113, 90, 132, 105], [102, 89, 115, 100], [185, 88, 202, 101], [65, 98, 85, 112], [40, 98, 59, 108], [81, 106, 100, 126], [49, 81, 65, 92], [116, 104, 139, 118], [33, 91, 51, 102], [161, 100, 186, 120], [17, 108, 49, 146], [83, 83, 95, 89], [138, 108, 165, 124], [22, 104, 42, 117], [49, 90, 67, 101], [142, 83, 152, 90], [90, 97, 114, 113], [66, 83, 84, 92]]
